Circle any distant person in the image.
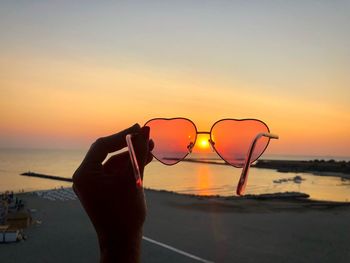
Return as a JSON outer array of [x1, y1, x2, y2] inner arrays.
[[73, 124, 153, 263]]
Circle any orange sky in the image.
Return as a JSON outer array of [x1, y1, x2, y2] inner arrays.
[[0, 1, 349, 157]]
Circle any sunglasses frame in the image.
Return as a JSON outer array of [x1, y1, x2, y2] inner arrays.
[[140, 117, 278, 195], [144, 117, 272, 166]]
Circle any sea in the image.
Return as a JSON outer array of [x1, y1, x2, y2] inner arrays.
[[0, 148, 349, 202]]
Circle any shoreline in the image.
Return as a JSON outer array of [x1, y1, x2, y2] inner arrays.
[[11, 170, 350, 204], [6, 163, 350, 204], [15, 186, 350, 207], [144, 188, 350, 207], [255, 159, 350, 177]]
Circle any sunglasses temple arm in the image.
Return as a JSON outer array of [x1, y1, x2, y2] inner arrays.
[[126, 134, 143, 188], [236, 132, 279, 196]]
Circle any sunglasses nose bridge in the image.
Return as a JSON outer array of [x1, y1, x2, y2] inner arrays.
[[197, 131, 214, 152]]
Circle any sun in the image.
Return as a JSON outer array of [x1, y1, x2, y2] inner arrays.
[[193, 134, 211, 152], [199, 138, 210, 149]]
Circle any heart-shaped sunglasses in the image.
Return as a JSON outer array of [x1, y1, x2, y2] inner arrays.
[[127, 118, 278, 195]]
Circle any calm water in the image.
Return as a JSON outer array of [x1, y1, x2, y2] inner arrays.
[[0, 149, 349, 202]]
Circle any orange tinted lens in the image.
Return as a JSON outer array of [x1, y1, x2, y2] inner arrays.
[[145, 118, 197, 165], [211, 119, 269, 167]]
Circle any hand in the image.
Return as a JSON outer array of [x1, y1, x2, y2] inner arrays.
[[72, 124, 153, 263]]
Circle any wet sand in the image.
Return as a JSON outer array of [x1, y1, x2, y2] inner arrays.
[[1, 189, 350, 263]]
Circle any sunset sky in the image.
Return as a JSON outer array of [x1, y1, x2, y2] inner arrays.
[[1, 1, 349, 157]]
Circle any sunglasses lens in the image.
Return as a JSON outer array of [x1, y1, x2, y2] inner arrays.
[[211, 119, 270, 167], [145, 118, 197, 165]]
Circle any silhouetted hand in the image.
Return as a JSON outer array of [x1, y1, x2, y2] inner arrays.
[[72, 124, 153, 263]]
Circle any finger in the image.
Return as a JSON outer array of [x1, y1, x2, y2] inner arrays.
[[82, 123, 141, 167]]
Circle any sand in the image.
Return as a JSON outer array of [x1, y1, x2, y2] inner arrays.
[[0, 189, 350, 263]]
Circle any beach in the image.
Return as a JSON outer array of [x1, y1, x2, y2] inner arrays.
[[1, 188, 350, 263]]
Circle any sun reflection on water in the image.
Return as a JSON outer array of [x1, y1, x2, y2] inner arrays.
[[195, 165, 211, 196]]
